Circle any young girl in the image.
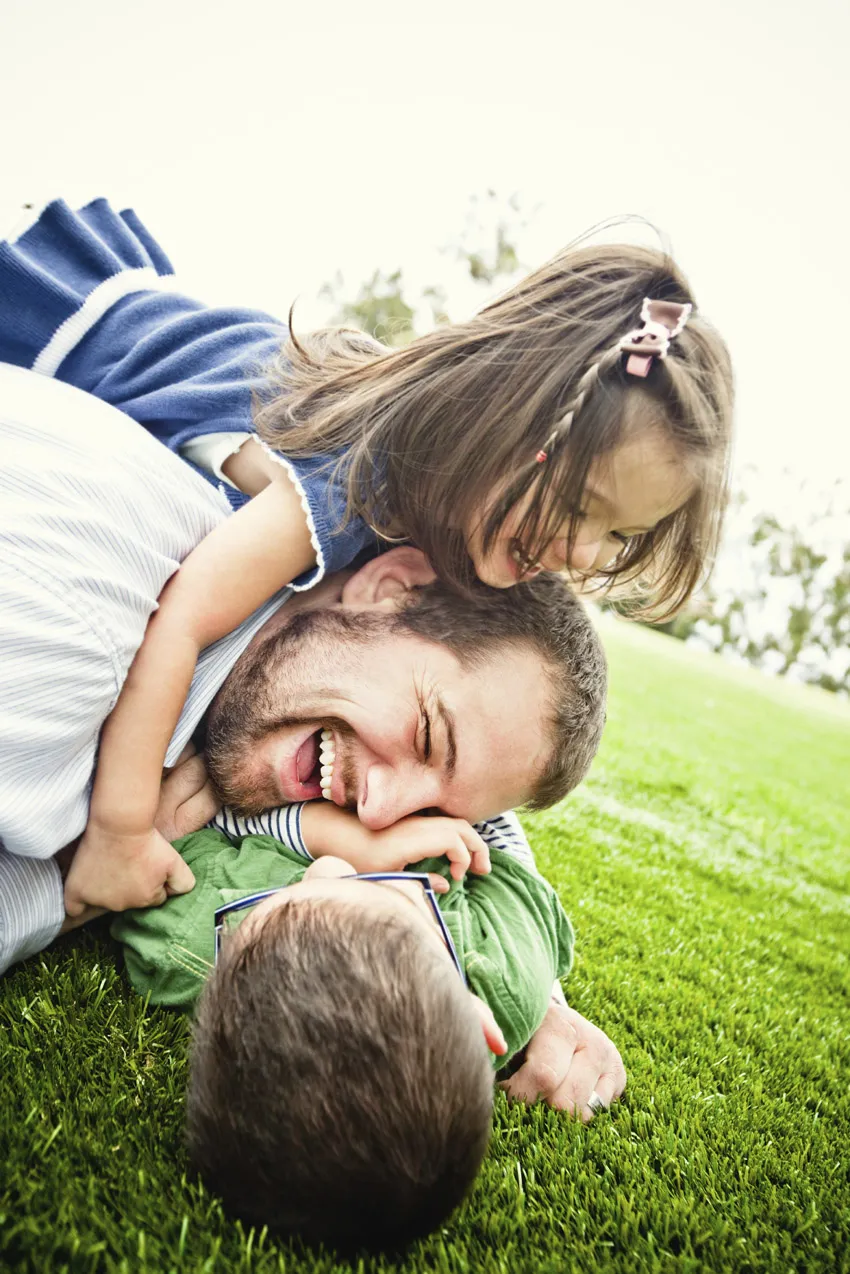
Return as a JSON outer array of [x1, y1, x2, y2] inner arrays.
[[0, 198, 734, 915]]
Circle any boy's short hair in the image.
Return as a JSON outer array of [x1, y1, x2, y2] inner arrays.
[[186, 897, 494, 1253]]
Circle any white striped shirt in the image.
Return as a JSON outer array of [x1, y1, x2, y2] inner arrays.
[[0, 364, 294, 972], [0, 364, 534, 974]]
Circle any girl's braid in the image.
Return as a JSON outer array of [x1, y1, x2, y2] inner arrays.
[[540, 342, 625, 456]]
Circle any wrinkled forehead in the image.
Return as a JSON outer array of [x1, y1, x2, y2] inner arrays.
[[445, 641, 555, 802]]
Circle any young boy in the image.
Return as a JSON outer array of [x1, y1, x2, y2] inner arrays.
[[111, 813, 574, 1253]]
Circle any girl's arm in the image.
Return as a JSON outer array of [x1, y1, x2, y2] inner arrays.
[[64, 469, 315, 916]]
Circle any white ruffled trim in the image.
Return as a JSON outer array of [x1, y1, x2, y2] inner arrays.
[[32, 268, 183, 378], [256, 436, 326, 591]]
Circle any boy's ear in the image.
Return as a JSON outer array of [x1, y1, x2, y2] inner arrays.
[[471, 994, 508, 1057], [340, 547, 437, 610]]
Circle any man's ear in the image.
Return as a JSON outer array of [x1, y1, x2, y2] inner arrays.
[[340, 547, 437, 610]]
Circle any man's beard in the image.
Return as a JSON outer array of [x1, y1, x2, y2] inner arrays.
[[203, 605, 384, 814]]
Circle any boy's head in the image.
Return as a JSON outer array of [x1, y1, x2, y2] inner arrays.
[[186, 859, 500, 1253]]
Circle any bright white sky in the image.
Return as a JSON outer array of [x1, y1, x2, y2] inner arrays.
[[2, 0, 848, 504]]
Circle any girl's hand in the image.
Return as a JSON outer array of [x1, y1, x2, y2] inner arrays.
[[353, 814, 492, 880], [63, 824, 196, 916]]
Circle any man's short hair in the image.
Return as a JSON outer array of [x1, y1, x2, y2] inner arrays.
[[395, 573, 607, 808], [186, 899, 493, 1253]]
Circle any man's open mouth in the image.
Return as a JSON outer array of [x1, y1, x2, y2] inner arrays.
[[292, 727, 336, 802], [318, 728, 335, 800]]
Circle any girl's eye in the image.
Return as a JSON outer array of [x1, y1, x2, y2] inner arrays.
[[611, 531, 632, 546]]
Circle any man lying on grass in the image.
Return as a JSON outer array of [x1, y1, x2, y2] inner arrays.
[[0, 365, 625, 1240]]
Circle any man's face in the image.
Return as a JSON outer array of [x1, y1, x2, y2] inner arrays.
[[204, 600, 553, 830]]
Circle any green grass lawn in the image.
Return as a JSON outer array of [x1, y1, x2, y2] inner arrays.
[[1, 619, 848, 1274]]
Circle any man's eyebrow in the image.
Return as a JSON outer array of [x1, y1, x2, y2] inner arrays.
[[434, 693, 457, 779]]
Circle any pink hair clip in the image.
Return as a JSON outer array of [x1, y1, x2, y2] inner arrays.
[[619, 298, 692, 378]]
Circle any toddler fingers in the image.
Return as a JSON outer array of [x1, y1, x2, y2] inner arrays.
[[447, 836, 472, 881], [167, 754, 209, 801], [590, 1072, 622, 1111], [462, 825, 491, 875], [63, 887, 86, 919], [427, 873, 451, 894]]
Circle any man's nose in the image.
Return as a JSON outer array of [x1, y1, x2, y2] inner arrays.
[[357, 764, 438, 831]]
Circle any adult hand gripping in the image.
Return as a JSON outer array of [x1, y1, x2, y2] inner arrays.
[[500, 1002, 627, 1121]]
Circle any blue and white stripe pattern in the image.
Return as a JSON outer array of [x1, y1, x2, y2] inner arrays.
[[476, 810, 537, 872], [0, 198, 178, 373], [206, 806, 535, 872], [211, 805, 310, 859]]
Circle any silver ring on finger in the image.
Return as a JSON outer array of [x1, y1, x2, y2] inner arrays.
[[587, 1090, 608, 1115]]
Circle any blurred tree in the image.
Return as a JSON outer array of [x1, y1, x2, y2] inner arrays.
[[319, 268, 423, 347], [449, 190, 527, 285], [683, 491, 850, 696], [320, 190, 530, 346]]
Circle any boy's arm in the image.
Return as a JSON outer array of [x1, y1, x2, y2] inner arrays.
[[298, 803, 491, 879], [211, 804, 311, 860], [209, 806, 534, 878]]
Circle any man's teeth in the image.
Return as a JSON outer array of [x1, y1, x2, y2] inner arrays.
[[318, 728, 335, 801]]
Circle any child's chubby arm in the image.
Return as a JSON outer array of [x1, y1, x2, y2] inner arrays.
[[299, 803, 492, 880], [64, 468, 316, 917]]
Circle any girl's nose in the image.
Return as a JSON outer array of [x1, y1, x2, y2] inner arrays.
[[538, 539, 569, 573], [567, 539, 604, 573]]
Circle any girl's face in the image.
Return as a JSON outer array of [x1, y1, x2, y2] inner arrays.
[[467, 426, 695, 589]]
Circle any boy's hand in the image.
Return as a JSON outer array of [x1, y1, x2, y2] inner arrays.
[[64, 824, 195, 915], [298, 804, 491, 880], [354, 814, 491, 880]]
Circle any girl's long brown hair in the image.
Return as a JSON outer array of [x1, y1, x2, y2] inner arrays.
[[254, 240, 734, 620]]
